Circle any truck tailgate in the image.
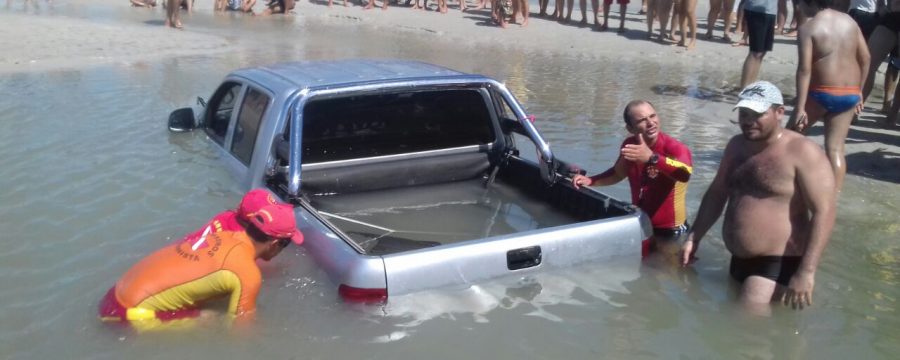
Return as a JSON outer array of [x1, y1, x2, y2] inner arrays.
[[380, 214, 644, 296]]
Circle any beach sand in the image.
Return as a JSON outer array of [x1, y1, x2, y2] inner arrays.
[[1, 0, 897, 184]]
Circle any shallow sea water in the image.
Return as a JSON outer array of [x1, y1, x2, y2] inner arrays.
[[1, 3, 899, 359]]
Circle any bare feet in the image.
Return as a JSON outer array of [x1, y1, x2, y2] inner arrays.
[[617, 26, 625, 33], [704, 32, 713, 40], [579, 18, 587, 27], [599, 23, 608, 31], [521, 17, 528, 26], [731, 39, 748, 47], [782, 29, 797, 37], [685, 40, 696, 50]]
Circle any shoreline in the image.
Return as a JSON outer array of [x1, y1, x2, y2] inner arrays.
[[0, 0, 800, 75], [1, 0, 897, 187]]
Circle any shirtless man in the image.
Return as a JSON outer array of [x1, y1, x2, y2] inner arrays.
[[786, 0, 870, 192], [681, 81, 836, 312]]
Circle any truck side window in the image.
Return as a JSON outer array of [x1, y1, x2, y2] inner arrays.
[[205, 82, 242, 146], [230, 88, 269, 165]]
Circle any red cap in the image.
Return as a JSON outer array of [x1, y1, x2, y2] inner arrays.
[[239, 189, 304, 245]]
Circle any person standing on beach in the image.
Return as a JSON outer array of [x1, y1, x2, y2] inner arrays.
[[861, 0, 900, 127], [601, 0, 629, 32], [739, 0, 777, 87], [675, 0, 698, 48], [680, 82, 836, 314], [704, 0, 735, 42], [165, 0, 183, 28], [648, 0, 675, 42], [787, 0, 870, 192], [572, 100, 693, 258]]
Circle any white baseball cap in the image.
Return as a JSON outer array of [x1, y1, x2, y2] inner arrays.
[[734, 81, 784, 113]]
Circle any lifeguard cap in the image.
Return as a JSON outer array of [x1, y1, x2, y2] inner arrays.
[[238, 189, 304, 245]]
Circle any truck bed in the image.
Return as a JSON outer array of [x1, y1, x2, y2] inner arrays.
[[307, 157, 631, 256], [309, 178, 577, 255]]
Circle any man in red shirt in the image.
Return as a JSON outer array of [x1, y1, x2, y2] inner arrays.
[[572, 100, 693, 258]]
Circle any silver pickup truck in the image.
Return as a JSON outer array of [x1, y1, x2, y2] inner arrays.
[[168, 59, 651, 303]]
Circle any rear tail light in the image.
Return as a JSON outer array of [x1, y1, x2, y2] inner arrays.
[[338, 284, 388, 304], [641, 238, 651, 259]]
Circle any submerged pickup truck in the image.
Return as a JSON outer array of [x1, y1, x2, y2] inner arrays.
[[168, 59, 651, 303]]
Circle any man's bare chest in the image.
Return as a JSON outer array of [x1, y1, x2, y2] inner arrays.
[[729, 153, 795, 198]]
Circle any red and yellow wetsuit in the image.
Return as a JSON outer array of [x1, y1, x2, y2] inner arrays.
[[607, 132, 692, 230], [98, 211, 262, 326]]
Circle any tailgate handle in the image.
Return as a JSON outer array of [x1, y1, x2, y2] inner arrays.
[[507, 246, 542, 270]]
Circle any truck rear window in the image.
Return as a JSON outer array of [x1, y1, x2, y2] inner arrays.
[[301, 89, 495, 163]]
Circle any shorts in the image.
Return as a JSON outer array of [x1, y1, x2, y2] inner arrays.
[[642, 223, 689, 257], [848, 9, 879, 40], [729, 256, 802, 286], [891, 56, 900, 71], [745, 10, 775, 53], [879, 12, 900, 33], [603, 0, 629, 5]]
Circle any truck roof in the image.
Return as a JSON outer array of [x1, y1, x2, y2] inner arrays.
[[231, 59, 482, 91]]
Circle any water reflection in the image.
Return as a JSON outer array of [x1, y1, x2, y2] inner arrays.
[[1, 5, 899, 360]]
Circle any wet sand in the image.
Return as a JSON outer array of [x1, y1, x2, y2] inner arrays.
[[2, 0, 894, 182]]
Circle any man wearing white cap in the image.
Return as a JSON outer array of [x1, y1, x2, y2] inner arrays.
[[680, 81, 836, 313]]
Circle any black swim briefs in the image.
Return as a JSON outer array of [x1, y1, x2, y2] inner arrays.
[[729, 255, 802, 286]]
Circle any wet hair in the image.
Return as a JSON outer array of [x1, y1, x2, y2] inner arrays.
[[801, 0, 831, 9], [622, 100, 655, 126]]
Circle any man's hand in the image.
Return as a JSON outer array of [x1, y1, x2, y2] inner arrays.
[[782, 270, 815, 309], [791, 110, 810, 133], [679, 233, 699, 267], [621, 133, 653, 163], [855, 100, 864, 115], [572, 174, 592, 189]]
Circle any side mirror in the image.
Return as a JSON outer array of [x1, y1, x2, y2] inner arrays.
[[168, 107, 196, 132]]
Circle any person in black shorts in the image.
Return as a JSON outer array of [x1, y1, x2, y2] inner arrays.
[[861, 2, 900, 127], [739, 0, 777, 87]]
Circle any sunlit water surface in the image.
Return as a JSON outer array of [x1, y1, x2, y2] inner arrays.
[[1, 3, 898, 359]]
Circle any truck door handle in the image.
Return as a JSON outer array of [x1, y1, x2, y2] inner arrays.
[[507, 246, 542, 270]]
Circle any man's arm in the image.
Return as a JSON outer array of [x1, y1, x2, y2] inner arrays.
[[680, 139, 735, 266], [855, 26, 871, 114], [788, 27, 814, 131], [572, 156, 627, 188], [783, 140, 837, 309], [654, 142, 693, 183]]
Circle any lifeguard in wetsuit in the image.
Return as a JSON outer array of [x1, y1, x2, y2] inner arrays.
[[572, 100, 693, 257], [98, 189, 303, 328]]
